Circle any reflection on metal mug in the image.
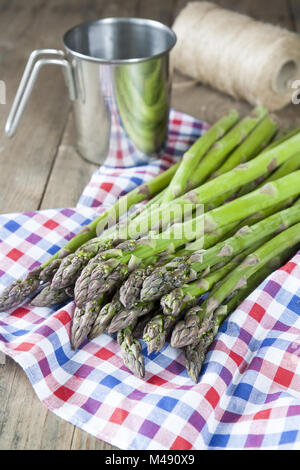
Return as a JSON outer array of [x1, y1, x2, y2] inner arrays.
[[5, 18, 177, 164]]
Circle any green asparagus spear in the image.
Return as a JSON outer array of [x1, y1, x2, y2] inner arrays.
[[211, 114, 278, 178], [117, 326, 145, 379], [186, 106, 268, 187], [171, 221, 300, 349], [87, 293, 124, 340], [206, 115, 278, 209], [162, 110, 239, 202], [185, 250, 296, 382], [257, 152, 300, 187], [237, 128, 300, 198], [107, 300, 155, 334], [30, 284, 72, 307], [132, 312, 155, 339], [70, 292, 107, 349]]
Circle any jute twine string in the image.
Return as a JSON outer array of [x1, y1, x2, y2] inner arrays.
[[171, 2, 300, 110]]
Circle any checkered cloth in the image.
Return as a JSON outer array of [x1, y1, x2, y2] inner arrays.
[[1, 109, 300, 450]]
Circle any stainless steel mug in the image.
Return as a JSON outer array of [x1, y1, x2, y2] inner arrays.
[[5, 18, 177, 164]]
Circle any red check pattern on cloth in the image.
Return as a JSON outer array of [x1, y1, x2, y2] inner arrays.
[[1, 109, 300, 449]]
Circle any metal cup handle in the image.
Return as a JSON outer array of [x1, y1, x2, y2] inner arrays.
[[5, 49, 76, 138]]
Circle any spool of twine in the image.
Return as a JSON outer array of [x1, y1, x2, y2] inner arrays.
[[172, 2, 300, 110]]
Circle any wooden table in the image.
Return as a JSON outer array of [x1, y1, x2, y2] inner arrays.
[[0, 0, 300, 450]]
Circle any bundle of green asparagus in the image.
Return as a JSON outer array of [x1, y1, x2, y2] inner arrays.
[[2, 106, 300, 383]]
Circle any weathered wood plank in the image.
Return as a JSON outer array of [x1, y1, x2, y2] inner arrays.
[[0, 356, 76, 450], [0, 354, 118, 450], [0, 357, 18, 449], [0, 0, 82, 452], [137, 0, 176, 25], [70, 427, 118, 451], [39, 112, 97, 210], [0, 0, 71, 213]]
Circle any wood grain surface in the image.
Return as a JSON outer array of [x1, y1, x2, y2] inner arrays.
[[0, 0, 299, 450]]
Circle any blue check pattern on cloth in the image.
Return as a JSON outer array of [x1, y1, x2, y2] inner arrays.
[[1, 109, 300, 450]]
